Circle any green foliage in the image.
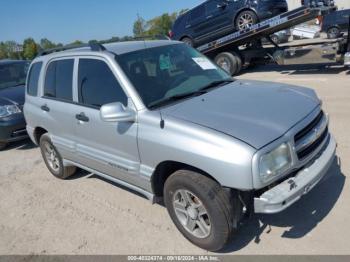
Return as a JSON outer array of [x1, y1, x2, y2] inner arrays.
[[40, 38, 57, 50], [133, 16, 146, 37], [23, 38, 38, 60], [133, 9, 188, 37]]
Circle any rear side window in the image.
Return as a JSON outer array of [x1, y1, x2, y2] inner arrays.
[[190, 5, 205, 21], [78, 59, 127, 108], [44, 59, 74, 101], [27, 62, 42, 96]]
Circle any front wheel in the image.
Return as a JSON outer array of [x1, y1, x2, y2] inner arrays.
[[164, 170, 241, 251], [235, 10, 258, 31]]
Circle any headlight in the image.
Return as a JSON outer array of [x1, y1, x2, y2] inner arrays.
[[259, 143, 292, 180], [0, 105, 21, 118]]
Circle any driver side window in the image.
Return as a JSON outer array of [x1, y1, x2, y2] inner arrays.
[[78, 59, 127, 108]]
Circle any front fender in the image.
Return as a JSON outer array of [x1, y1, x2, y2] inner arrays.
[[137, 111, 256, 190]]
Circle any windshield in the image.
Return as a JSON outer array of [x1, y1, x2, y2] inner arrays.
[[0, 62, 29, 90], [118, 43, 232, 109]]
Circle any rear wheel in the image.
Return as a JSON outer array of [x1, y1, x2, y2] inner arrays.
[[235, 10, 258, 31], [0, 142, 7, 151], [39, 133, 76, 179], [181, 37, 194, 47], [327, 27, 340, 39], [214, 51, 242, 76], [164, 170, 241, 251]]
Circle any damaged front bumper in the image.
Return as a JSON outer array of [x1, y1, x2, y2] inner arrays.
[[254, 134, 336, 214]]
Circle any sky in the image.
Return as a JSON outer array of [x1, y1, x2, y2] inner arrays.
[[0, 0, 203, 44]]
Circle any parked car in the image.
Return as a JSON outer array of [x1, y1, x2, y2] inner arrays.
[[170, 0, 288, 47], [25, 41, 336, 251], [301, 0, 335, 8], [292, 24, 321, 39], [321, 9, 350, 39], [0, 60, 30, 150], [263, 29, 291, 44]]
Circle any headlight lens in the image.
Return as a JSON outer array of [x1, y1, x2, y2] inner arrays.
[[0, 105, 21, 118], [259, 143, 292, 180]]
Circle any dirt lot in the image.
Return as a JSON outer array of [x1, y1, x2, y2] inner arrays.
[[0, 64, 349, 255]]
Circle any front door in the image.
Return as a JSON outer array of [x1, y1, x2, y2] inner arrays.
[[73, 57, 141, 186]]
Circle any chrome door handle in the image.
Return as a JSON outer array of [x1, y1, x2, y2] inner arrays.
[[41, 104, 50, 112], [75, 112, 89, 122]]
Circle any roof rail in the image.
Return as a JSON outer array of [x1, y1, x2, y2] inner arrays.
[[38, 35, 170, 57], [38, 42, 107, 56], [132, 35, 170, 41]]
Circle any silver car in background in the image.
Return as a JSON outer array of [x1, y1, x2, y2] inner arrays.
[[24, 40, 336, 251]]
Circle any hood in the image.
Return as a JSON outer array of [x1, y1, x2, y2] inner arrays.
[[0, 85, 25, 106], [161, 80, 320, 149]]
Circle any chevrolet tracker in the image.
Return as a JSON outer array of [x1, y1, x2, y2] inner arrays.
[[24, 40, 336, 251]]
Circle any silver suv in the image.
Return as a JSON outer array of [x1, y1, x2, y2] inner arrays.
[[24, 40, 336, 251]]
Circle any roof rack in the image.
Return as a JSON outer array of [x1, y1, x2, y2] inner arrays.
[[38, 42, 106, 56], [38, 35, 170, 57]]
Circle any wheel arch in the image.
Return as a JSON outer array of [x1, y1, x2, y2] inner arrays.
[[33, 126, 48, 145], [151, 160, 220, 198], [234, 8, 259, 25]]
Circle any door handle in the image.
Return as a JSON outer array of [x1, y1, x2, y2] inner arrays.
[[75, 112, 89, 122], [41, 104, 50, 112], [206, 15, 213, 19], [185, 24, 191, 28]]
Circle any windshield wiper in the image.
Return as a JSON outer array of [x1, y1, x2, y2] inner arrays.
[[148, 79, 234, 109], [148, 90, 207, 109], [197, 79, 234, 92]]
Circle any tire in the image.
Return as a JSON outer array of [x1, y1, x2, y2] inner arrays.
[[164, 170, 241, 251], [181, 37, 194, 47], [270, 35, 280, 44], [0, 142, 7, 151], [235, 10, 258, 31], [214, 52, 242, 76], [327, 27, 340, 39], [39, 133, 76, 179]]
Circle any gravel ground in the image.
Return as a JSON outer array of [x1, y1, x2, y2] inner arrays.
[[0, 64, 349, 255]]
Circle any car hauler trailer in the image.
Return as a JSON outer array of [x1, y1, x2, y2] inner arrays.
[[196, 5, 350, 75]]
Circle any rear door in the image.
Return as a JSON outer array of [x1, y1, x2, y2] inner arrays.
[[40, 58, 77, 160], [72, 57, 141, 187], [188, 4, 207, 39]]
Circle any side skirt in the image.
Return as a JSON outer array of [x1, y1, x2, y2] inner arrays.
[[63, 159, 155, 203]]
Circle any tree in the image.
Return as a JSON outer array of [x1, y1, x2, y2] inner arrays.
[[23, 38, 38, 60], [0, 42, 7, 59], [133, 15, 146, 37], [146, 13, 175, 36], [40, 38, 57, 50], [70, 40, 84, 45]]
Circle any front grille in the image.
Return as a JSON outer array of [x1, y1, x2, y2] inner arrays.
[[294, 111, 328, 160], [297, 127, 328, 159]]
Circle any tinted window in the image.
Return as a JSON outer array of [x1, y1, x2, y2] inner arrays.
[[27, 62, 42, 96], [118, 44, 230, 109], [0, 61, 29, 90], [44, 59, 74, 100], [190, 5, 205, 21], [78, 59, 127, 108]]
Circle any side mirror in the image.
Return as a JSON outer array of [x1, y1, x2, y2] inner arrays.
[[100, 102, 136, 122]]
